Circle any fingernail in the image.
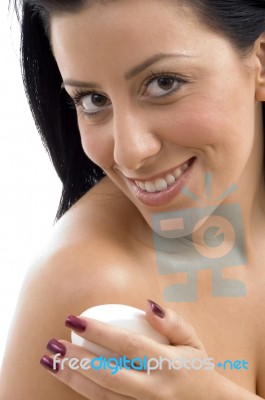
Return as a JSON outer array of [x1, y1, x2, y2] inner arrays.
[[46, 339, 66, 357], [40, 355, 59, 373], [65, 315, 87, 332], [147, 299, 166, 318]]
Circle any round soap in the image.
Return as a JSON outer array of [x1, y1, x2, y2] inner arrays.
[[71, 304, 169, 358]]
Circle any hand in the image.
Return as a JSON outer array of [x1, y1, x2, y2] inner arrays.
[[40, 300, 221, 400]]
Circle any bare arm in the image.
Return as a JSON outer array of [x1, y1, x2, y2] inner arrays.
[[0, 244, 130, 400]]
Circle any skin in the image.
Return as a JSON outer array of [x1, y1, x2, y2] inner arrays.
[[51, 0, 265, 242], [1, 0, 265, 398]]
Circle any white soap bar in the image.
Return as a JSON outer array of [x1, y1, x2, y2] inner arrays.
[[71, 304, 169, 358]]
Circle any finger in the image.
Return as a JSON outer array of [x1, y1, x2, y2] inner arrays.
[[46, 340, 150, 398], [65, 315, 172, 360], [40, 353, 137, 400], [145, 300, 205, 351]]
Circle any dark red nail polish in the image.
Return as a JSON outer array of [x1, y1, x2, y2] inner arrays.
[[65, 315, 87, 332], [147, 299, 166, 318], [46, 339, 66, 357], [40, 355, 59, 373]]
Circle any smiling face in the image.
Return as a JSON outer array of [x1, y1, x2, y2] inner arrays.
[[51, 0, 265, 230]]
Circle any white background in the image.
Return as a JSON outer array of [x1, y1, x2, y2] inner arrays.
[[0, 1, 62, 366]]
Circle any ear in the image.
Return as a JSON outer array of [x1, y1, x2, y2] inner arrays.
[[254, 33, 265, 101]]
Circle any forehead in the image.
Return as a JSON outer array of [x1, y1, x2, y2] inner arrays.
[[50, 0, 228, 81]]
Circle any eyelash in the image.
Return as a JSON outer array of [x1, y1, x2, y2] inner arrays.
[[68, 71, 188, 120], [143, 70, 187, 92], [67, 90, 104, 120]]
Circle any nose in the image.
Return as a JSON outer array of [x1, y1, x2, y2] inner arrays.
[[112, 108, 162, 170]]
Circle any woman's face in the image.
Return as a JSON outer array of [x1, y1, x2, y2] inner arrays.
[[51, 0, 264, 230]]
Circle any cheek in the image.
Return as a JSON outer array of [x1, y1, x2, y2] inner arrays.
[[156, 107, 221, 153], [79, 123, 114, 170], [161, 99, 254, 151], [157, 100, 255, 187], [78, 94, 254, 173]]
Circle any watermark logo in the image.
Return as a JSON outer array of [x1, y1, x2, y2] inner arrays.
[[152, 173, 247, 302], [52, 354, 249, 375]]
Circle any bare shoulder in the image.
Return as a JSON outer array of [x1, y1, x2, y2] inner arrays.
[[28, 176, 140, 306], [0, 177, 141, 399], [254, 290, 265, 397]]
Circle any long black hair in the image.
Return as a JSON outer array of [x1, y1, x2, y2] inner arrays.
[[10, 0, 265, 223]]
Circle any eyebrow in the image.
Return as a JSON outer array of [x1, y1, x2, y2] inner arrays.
[[124, 52, 193, 79], [61, 52, 194, 89]]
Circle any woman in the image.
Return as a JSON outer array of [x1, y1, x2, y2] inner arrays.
[[1, 0, 265, 398]]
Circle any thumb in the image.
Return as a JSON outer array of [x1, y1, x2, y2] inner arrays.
[[146, 299, 204, 351]]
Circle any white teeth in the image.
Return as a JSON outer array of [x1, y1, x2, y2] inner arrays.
[[134, 160, 190, 192], [165, 174, 176, 185], [155, 178, 168, 191], [182, 162, 189, 171], [173, 167, 182, 178], [145, 181, 156, 193], [138, 181, 146, 190]]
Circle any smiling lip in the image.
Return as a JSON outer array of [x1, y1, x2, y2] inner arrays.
[[127, 157, 196, 207]]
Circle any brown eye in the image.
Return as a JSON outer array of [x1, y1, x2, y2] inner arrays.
[[144, 75, 184, 98], [90, 94, 108, 107], [82, 93, 108, 110], [78, 93, 111, 117], [157, 77, 175, 91]]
